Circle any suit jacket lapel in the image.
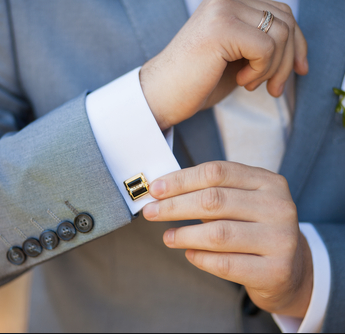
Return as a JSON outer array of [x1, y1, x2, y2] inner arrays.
[[121, 0, 188, 61], [280, 0, 345, 202]]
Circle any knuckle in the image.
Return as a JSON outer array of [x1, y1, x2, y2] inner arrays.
[[226, 14, 239, 27], [209, 222, 231, 246], [165, 198, 177, 215], [276, 2, 293, 15], [217, 256, 232, 277], [262, 37, 276, 60], [277, 21, 290, 43], [274, 227, 298, 254], [271, 259, 293, 285], [284, 201, 298, 220], [201, 187, 223, 215], [272, 174, 289, 189], [284, 13, 296, 30], [203, 161, 225, 186], [275, 199, 298, 221], [207, 1, 238, 27], [173, 171, 186, 193]]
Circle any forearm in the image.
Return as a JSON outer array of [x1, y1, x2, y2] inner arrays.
[[0, 93, 132, 285]]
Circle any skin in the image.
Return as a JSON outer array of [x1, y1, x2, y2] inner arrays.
[[143, 162, 313, 318], [140, 0, 308, 130], [140, 0, 312, 318]]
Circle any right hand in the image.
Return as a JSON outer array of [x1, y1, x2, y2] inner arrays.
[[140, 0, 309, 131]]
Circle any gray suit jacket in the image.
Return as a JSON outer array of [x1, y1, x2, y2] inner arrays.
[[0, 0, 344, 332]]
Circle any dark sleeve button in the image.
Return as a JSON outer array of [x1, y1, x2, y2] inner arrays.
[[23, 238, 42, 258], [40, 230, 59, 250], [57, 221, 76, 241], [7, 247, 26, 265], [74, 213, 94, 233]]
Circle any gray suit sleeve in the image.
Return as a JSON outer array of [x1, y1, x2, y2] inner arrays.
[[0, 1, 131, 286], [313, 224, 345, 333]]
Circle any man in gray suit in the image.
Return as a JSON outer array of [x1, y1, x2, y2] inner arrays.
[[0, 0, 344, 332]]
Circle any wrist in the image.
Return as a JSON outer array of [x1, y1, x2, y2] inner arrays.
[[275, 233, 314, 318], [249, 233, 314, 318], [139, 60, 172, 131]]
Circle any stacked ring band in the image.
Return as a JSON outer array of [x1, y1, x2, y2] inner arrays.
[[258, 11, 274, 34]]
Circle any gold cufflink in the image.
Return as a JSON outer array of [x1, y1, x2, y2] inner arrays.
[[124, 173, 149, 201]]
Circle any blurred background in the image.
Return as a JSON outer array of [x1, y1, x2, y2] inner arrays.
[[0, 273, 31, 333]]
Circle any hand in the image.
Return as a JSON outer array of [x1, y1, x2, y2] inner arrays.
[[140, 0, 309, 131], [143, 162, 313, 318]]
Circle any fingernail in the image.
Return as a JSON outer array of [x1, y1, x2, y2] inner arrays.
[[164, 229, 175, 245], [150, 180, 166, 197], [143, 202, 159, 220]]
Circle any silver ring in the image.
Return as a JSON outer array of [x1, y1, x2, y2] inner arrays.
[[258, 11, 275, 34]]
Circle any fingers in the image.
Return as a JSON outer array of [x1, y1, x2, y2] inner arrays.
[[221, 18, 276, 86], [144, 187, 260, 222], [251, 17, 292, 96], [211, 2, 282, 85], [236, 0, 308, 96], [185, 250, 266, 287], [293, 24, 308, 75], [258, 1, 308, 93], [148, 161, 273, 200], [163, 220, 268, 255], [258, 0, 308, 75], [144, 162, 295, 223], [202, 59, 246, 110]]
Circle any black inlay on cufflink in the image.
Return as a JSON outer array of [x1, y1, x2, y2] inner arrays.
[[128, 178, 147, 197], [23, 238, 42, 258], [40, 230, 59, 250], [7, 247, 26, 266], [57, 221, 76, 241], [124, 173, 149, 201], [74, 213, 94, 233]]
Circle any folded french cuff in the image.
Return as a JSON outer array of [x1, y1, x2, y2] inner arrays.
[[86, 67, 181, 215]]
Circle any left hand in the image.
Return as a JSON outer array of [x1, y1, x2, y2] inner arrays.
[[143, 161, 313, 318]]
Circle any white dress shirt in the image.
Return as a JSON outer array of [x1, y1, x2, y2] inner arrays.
[[86, 68, 180, 214], [85, 0, 333, 332]]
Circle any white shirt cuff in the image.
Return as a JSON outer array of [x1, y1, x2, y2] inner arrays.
[[163, 127, 174, 149], [272, 223, 331, 333], [86, 67, 181, 215]]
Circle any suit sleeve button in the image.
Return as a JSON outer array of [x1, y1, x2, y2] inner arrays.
[[74, 213, 94, 233], [23, 238, 42, 258], [57, 221, 76, 241], [7, 247, 26, 265], [40, 230, 59, 250]]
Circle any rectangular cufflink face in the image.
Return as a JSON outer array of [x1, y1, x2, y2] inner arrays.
[[124, 173, 149, 201]]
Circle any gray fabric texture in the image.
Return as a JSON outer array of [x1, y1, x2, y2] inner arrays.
[[279, 2, 345, 331], [0, 0, 136, 285], [0, 0, 343, 332]]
